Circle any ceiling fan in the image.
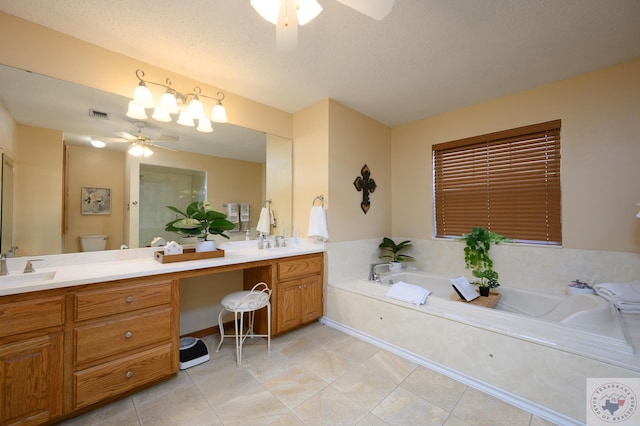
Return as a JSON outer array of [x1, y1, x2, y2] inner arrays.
[[96, 121, 178, 157], [251, 0, 396, 51]]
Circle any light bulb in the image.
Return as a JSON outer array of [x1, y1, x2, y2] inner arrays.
[[197, 117, 214, 133], [211, 102, 228, 123], [159, 91, 179, 114], [152, 106, 172, 122], [126, 100, 148, 120], [187, 98, 205, 119], [177, 110, 195, 127], [132, 83, 154, 108]]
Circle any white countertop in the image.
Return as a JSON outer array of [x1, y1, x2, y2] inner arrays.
[[0, 238, 325, 297]]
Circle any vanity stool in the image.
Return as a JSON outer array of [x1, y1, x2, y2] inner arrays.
[[216, 282, 272, 366]]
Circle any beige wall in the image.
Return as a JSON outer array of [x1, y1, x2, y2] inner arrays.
[[15, 124, 64, 256], [66, 145, 125, 252], [0, 101, 17, 158], [328, 100, 391, 242], [392, 59, 640, 253], [266, 134, 293, 236], [292, 100, 330, 239]]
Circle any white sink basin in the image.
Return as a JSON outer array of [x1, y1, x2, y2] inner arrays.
[[0, 271, 56, 285]]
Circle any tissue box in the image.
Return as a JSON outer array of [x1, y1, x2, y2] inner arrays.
[[164, 241, 183, 255]]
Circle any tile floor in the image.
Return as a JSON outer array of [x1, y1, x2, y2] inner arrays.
[[60, 322, 558, 425]]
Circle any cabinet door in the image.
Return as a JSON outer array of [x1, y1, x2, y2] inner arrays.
[[0, 333, 63, 426], [300, 275, 323, 323], [276, 279, 301, 333]]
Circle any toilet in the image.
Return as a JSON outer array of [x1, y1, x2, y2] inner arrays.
[[80, 235, 108, 252]]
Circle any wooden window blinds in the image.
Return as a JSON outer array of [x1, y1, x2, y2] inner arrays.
[[433, 120, 561, 245]]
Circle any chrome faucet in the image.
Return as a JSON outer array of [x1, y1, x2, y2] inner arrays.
[[0, 253, 8, 275], [368, 262, 390, 282]]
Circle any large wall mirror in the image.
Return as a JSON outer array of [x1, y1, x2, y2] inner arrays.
[[0, 64, 292, 256]]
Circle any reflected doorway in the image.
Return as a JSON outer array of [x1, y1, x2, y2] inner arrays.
[[139, 164, 206, 246]]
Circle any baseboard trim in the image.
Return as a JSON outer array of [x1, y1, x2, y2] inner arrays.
[[320, 316, 582, 426]]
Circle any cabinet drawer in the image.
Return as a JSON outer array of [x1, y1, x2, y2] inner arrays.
[[277, 255, 322, 281], [75, 308, 172, 365], [0, 296, 64, 338], [74, 343, 174, 409], [75, 279, 172, 321]]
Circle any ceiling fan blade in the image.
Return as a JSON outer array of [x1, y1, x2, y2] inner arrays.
[[335, 0, 395, 20], [276, 0, 298, 52], [155, 134, 179, 143], [152, 144, 177, 152], [101, 137, 128, 143], [114, 131, 136, 140]]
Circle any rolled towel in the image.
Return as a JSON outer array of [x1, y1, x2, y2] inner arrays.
[[385, 281, 431, 305], [256, 207, 271, 235], [615, 302, 640, 314], [593, 281, 640, 303], [307, 205, 329, 240]]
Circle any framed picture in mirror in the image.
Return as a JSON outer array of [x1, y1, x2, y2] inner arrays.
[[81, 187, 111, 215]]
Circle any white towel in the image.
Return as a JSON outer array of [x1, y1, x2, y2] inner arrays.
[[240, 203, 250, 222], [307, 205, 329, 240], [593, 281, 640, 303], [385, 281, 431, 305], [256, 207, 271, 235], [226, 203, 239, 224]]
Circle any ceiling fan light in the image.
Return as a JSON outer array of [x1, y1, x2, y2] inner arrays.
[[197, 117, 214, 133], [187, 98, 205, 119], [132, 83, 154, 108], [128, 143, 144, 157], [159, 91, 179, 114], [151, 106, 172, 122], [251, 0, 279, 24], [297, 0, 322, 25], [126, 100, 148, 120], [142, 146, 154, 157], [90, 139, 106, 148], [177, 110, 195, 127], [211, 102, 228, 123]]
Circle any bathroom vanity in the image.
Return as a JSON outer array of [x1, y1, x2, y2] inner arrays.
[[0, 242, 323, 425]]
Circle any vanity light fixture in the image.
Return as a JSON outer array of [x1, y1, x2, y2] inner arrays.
[[127, 69, 228, 133], [251, 0, 323, 26]]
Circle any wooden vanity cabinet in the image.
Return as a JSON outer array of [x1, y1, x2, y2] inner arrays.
[[71, 277, 179, 410], [0, 292, 65, 426], [244, 253, 324, 336]]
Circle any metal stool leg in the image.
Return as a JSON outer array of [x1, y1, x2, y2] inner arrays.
[[216, 309, 226, 352]]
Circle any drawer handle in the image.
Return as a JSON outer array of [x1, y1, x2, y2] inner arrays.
[[125, 331, 133, 339], [126, 371, 133, 379], [126, 296, 134, 303]]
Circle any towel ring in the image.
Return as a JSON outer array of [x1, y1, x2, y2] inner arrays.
[[263, 199, 272, 207], [312, 195, 324, 206]]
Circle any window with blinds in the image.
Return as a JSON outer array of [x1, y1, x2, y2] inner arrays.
[[433, 120, 561, 245]]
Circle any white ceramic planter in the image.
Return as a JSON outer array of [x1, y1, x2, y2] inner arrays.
[[389, 262, 402, 272]]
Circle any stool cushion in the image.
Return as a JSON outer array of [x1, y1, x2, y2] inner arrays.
[[221, 290, 270, 311]]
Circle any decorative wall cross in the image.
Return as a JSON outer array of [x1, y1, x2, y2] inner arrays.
[[353, 164, 377, 214]]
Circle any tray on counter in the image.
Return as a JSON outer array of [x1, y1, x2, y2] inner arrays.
[[154, 248, 225, 264]]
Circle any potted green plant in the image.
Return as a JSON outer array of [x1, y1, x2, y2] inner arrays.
[[459, 227, 508, 296], [379, 237, 414, 271], [165, 201, 235, 247]]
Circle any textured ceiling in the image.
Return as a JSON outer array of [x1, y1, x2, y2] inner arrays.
[[1, 0, 640, 127]]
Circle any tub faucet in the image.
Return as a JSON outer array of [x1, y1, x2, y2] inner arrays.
[[369, 262, 390, 282]]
